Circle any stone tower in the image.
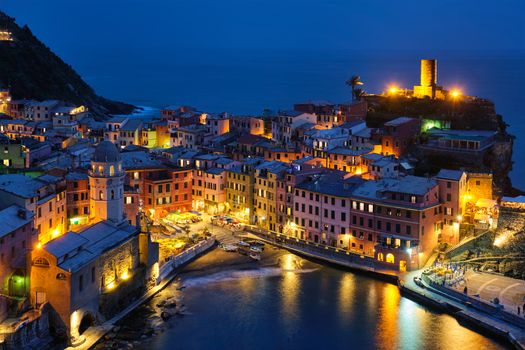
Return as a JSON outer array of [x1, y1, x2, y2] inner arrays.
[[420, 59, 437, 88], [413, 59, 444, 99], [89, 141, 125, 225]]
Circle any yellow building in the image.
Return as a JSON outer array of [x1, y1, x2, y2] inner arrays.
[[226, 159, 264, 223], [253, 161, 288, 231]]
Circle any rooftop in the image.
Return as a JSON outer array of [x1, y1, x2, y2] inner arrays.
[[0, 174, 47, 198], [120, 119, 143, 132], [93, 141, 121, 163], [352, 175, 437, 200], [44, 221, 138, 272], [436, 169, 465, 181], [427, 128, 496, 141], [65, 172, 89, 181], [120, 151, 164, 170], [384, 116, 417, 126], [206, 167, 225, 175], [328, 147, 371, 156], [0, 205, 34, 238], [295, 171, 359, 198]]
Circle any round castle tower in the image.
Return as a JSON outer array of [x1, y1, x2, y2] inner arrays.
[[89, 141, 125, 224]]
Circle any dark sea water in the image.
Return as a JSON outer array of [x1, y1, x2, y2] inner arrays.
[[124, 250, 506, 350], [78, 50, 525, 190]]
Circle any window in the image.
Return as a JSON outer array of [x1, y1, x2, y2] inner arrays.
[[446, 193, 452, 201], [33, 257, 50, 266], [410, 196, 416, 203]]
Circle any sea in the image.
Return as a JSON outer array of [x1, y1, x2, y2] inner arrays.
[[79, 50, 525, 191], [111, 249, 507, 350]]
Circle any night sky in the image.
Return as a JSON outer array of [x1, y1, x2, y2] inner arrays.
[[2, 0, 524, 61]]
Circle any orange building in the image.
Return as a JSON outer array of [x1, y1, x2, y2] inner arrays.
[[65, 172, 90, 229], [380, 117, 420, 157]]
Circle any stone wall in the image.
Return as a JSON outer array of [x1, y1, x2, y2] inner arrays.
[[0, 304, 55, 350], [98, 267, 147, 319]]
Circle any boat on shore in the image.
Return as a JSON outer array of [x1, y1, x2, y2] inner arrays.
[[221, 244, 238, 252], [249, 252, 261, 261], [250, 245, 262, 253]]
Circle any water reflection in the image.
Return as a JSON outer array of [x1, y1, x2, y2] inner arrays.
[[337, 273, 355, 325], [375, 283, 401, 349], [279, 254, 301, 328], [397, 298, 423, 349]]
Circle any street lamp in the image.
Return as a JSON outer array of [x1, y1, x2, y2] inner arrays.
[[387, 85, 400, 95], [450, 89, 461, 99]]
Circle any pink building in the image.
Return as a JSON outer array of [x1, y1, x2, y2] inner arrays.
[[293, 173, 443, 271], [435, 169, 467, 244]]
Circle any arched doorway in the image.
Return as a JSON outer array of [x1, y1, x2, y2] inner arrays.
[[8, 269, 26, 297], [78, 313, 94, 335], [386, 253, 395, 264]]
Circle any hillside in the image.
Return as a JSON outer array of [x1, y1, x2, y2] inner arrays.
[[0, 11, 135, 117]]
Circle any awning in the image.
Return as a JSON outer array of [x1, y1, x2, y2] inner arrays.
[[476, 198, 497, 208], [474, 213, 490, 222]]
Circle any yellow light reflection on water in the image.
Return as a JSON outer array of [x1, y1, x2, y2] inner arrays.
[[279, 254, 301, 325], [337, 273, 355, 324], [376, 283, 400, 349]]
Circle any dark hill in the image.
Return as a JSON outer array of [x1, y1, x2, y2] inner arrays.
[[0, 11, 135, 117]]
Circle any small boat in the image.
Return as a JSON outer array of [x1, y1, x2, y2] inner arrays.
[[249, 252, 261, 261], [250, 245, 262, 253], [222, 244, 238, 252], [237, 241, 250, 247]]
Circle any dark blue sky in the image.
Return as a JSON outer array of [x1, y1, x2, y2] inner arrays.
[[2, 0, 524, 58]]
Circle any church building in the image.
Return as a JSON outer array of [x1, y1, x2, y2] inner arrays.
[[29, 141, 159, 345]]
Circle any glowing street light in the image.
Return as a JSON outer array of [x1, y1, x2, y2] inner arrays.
[[450, 89, 461, 99], [387, 86, 399, 95]]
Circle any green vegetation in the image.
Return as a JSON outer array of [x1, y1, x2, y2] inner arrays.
[[0, 11, 135, 117]]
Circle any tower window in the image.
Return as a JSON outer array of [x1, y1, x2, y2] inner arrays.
[[109, 165, 115, 176], [99, 191, 104, 200]]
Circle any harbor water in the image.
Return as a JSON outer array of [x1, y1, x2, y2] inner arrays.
[[106, 248, 507, 350]]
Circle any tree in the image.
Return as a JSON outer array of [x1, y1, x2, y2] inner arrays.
[[345, 75, 363, 101]]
